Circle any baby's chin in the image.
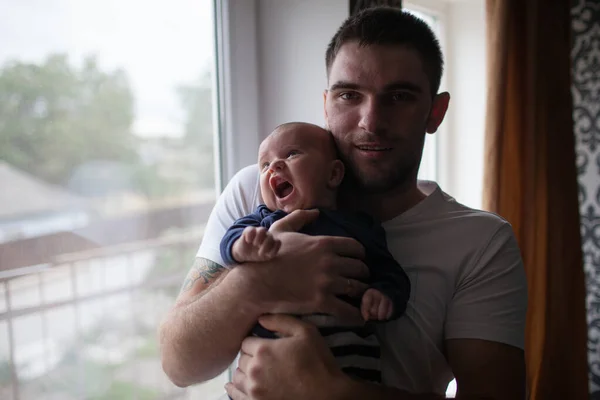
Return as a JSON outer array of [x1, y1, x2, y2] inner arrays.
[[274, 199, 309, 213]]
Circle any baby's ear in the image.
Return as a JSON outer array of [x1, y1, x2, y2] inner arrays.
[[328, 159, 345, 189]]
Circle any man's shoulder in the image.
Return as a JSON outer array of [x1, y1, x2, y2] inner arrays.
[[219, 164, 262, 213], [384, 187, 517, 264], [447, 199, 510, 229], [228, 164, 260, 192], [429, 187, 514, 238]]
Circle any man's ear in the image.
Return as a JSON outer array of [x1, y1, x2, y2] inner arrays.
[[426, 92, 450, 134], [327, 159, 345, 189]]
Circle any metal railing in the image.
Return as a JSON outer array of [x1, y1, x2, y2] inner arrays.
[[0, 221, 228, 399]]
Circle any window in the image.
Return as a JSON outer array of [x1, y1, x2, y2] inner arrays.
[[405, 0, 487, 211], [0, 1, 224, 399], [404, 2, 446, 183]]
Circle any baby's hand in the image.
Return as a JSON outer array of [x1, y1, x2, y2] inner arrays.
[[232, 226, 281, 263], [361, 288, 394, 321]]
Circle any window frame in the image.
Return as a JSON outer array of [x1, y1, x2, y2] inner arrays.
[[213, 0, 262, 191]]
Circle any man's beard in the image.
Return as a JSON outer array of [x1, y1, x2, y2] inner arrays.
[[343, 156, 418, 194]]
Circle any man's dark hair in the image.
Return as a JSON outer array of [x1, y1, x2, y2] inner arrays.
[[325, 7, 444, 96]]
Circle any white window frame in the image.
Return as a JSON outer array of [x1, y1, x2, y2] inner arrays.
[[213, 0, 263, 191], [405, 0, 487, 211]]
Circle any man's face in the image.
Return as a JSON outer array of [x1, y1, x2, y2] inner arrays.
[[324, 42, 447, 193]]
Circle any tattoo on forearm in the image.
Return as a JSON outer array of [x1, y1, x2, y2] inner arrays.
[[180, 258, 225, 293]]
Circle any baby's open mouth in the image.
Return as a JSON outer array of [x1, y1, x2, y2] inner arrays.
[[270, 175, 294, 199], [275, 181, 293, 198]]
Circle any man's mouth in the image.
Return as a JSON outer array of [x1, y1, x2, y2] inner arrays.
[[270, 175, 294, 199], [356, 145, 393, 151]]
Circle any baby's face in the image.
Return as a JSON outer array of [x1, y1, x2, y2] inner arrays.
[[258, 124, 337, 213]]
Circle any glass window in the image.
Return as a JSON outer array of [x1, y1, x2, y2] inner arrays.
[[404, 5, 442, 183], [0, 0, 224, 399]]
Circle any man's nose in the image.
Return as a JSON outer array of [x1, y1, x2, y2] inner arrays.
[[358, 98, 387, 134]]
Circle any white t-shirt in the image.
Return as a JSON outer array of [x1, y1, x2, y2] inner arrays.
[[197, 164, 528, 395]]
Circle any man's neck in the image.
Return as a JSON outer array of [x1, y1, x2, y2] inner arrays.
[[361, 185, 426, 221], [341, 180, 426, 222]]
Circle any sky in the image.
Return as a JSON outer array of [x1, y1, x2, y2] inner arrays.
[[0, 0, 215, 137]]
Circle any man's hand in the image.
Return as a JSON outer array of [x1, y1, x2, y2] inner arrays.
[[233, 209, 370, 324], [361, 288, 394, 321], [232, 226, 281, 263], [225, 314, 348, 400], [225, 315, 446, 400]]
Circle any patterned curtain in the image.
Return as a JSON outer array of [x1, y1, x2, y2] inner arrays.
[[350, 0, 402, 15], [571, 0, 600, 398]]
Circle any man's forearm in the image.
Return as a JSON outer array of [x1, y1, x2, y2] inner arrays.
[[160, 267, 263, 387]]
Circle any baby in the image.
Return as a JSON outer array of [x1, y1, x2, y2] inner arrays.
[[220, 122, 411, 383]]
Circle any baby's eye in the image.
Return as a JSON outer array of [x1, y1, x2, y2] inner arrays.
[[261, 162, 270, 170], [287, 150, 299, 158]]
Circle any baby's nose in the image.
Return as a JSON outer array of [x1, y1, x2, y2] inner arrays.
[[269, 159, 284, 172]]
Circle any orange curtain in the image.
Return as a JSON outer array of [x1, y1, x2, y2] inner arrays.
[[483, 0, 588, 398]]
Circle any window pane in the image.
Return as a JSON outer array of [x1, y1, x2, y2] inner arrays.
[[0, 0, 222, 398], [404, 6, 439, 183]]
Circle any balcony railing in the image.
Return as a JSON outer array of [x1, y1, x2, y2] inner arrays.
[[0, 202, 229, 400]]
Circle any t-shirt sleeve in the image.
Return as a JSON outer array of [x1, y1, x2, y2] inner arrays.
[[444, 222, 528, 349], [196, 164, 261, 267]]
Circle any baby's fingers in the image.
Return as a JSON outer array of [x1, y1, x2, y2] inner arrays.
[[252, 227, 268, 247], [361, 292, 373, 321], [242, 226, 257, 244], [376, 296, 394, 320]]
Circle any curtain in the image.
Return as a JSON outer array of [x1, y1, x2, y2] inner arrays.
[[483, 0, 589, 398]]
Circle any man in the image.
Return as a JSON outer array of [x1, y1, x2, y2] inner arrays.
[[159, 7, 528, 400]]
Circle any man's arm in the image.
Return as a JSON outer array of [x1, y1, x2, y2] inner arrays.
[[227, 316, 523, 400], [160, 257, 264, 387], [336, 339, 524, 400], [446, 339, 525, 399], [160, 213, 370, 388], [226, 315, 445, 400], [226, 221, 528, 400]]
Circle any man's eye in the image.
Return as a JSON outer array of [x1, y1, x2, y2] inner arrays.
[[339, 92, 360, 101], [391, 92, 415, 102]]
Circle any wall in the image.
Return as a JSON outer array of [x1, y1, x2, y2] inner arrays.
[[218, 0, 347, 183], [571, 0, 600, 396], [256, 0, 347, 137]]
